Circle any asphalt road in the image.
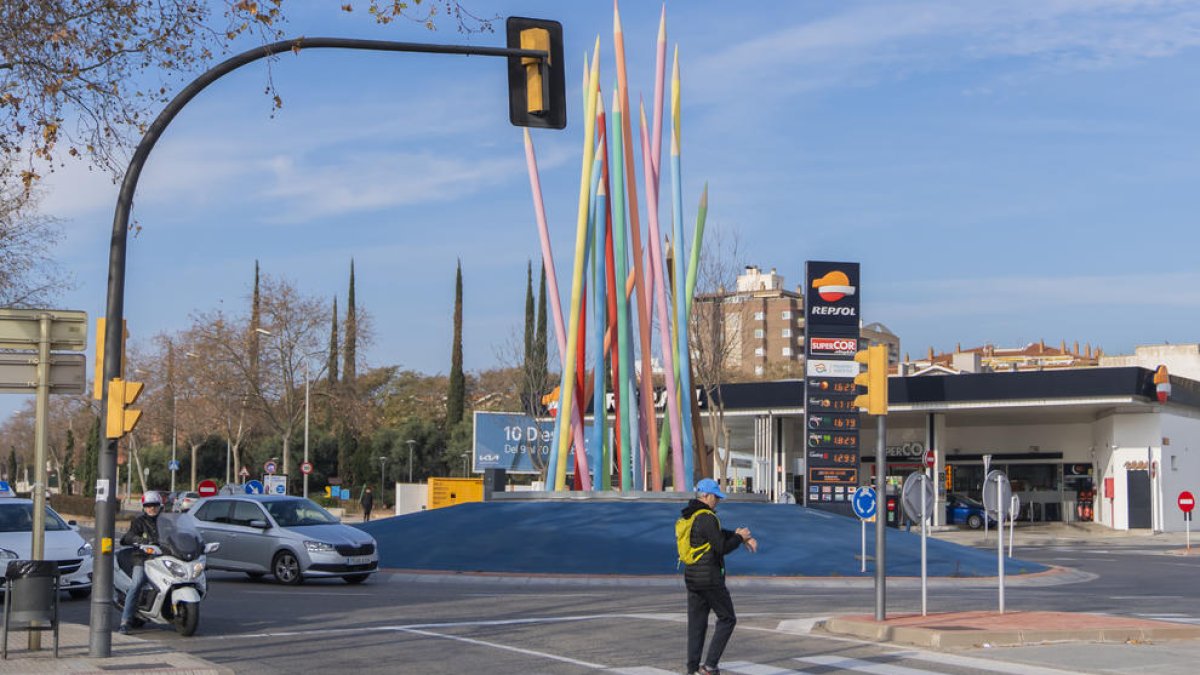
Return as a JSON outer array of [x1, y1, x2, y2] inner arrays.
[[54, 537, 1200, 674]]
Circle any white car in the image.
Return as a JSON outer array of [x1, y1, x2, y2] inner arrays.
[[0, 492, 93, 599]]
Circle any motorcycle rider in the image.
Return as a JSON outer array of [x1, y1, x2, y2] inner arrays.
[[119, 491, 163, 633]]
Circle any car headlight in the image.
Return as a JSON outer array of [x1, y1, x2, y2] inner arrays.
[[77, 542, 93, 557], [162, 559, 191, 579], [304, 540, 335, 553], [0, 548, 17, 561]]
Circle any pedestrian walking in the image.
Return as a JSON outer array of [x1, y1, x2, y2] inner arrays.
[[677, 478, 757, 675], [361, 486, 375, 522]]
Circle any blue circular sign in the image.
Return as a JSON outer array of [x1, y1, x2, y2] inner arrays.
[[244, 480, 264, 495], [852, 486, 877, 520]]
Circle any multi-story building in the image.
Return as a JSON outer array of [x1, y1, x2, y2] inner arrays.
[[902, 340, 1102, 375], [693, 265, 899, 380]]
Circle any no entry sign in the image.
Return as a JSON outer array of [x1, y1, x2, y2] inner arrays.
[[922, 448, 935, 469], [1178, 491, 1195, 513], [197, 479, 218, 498]]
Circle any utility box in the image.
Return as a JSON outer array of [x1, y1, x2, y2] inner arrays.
[[427, 478, 484, 510], [482, 469, 507, 500]]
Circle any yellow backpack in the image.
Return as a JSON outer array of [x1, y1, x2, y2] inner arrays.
[[676, 508, 719, 566]]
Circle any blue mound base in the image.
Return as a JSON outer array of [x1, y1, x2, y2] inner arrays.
[[356, 501, 1046, 578]]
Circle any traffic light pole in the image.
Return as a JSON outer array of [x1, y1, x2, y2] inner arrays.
[[91, 35, 551, 658], [874, 414, 887, 621]]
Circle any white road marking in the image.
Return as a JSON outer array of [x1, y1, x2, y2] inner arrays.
[[823, 650, 1088, 675], [605, 668, 678, 675], [239, 590, 377, 596], [722, 661, 808, 674], [395, 626, 607, 669], [798, 654, 933, 675]]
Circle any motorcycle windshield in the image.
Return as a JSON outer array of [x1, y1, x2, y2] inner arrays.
[[158, 515, 204, 562]]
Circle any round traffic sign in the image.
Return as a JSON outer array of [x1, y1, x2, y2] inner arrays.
[[264, 460, 277, 475], [983, 470, 1012, 519], [852, 486, 877, 520], [901, 473, 934, 522], [244, 480, 264, 495], [197, 479, 218, 498], [1179, 491, 1195, 513], [922, 449, 936, 469], [300, 461, 313, 476]]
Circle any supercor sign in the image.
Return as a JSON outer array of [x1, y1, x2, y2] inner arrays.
[[809, 337, 859, 356]]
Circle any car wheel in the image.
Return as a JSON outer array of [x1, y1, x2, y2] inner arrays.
[[271, 550, 303, 585], [343, 574, 370, 585], [68, 588, 92, 600], [966, 513, 984, 530], [246, 572, 266, 580]]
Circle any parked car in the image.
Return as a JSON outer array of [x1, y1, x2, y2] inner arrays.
[[180, 495, 378, 585], [174, 492, 201, 513], [0, 482, 93, 598], [945, 493, 996, 529]]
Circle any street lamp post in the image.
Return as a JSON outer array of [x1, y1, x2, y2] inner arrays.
[[378, 456, 388, 499], [303, 359, 310, 499], [406, 440, 415, 484]]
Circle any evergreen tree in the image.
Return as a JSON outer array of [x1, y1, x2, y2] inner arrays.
[[80, 416, 100, 497], [62, 429, 75, 495], [533, 264, 549, 405], [344, 260, 358, 387], [447, 260, 466, 425], [522, 261, 535, 409], [249, 260, 262, 384], [328, 295, 340, 387]]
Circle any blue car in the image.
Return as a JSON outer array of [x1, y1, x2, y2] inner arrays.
[[945, 493, 996, 529]]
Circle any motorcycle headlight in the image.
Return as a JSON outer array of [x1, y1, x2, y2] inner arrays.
[[304, 540, 335, 553], [77, 542, 93, 557], [0, 548, 17, 561], [162, 559, 191, 579]]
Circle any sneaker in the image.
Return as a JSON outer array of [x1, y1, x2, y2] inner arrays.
[[117, 623, 131, 635], [699, 666, 720, 675]]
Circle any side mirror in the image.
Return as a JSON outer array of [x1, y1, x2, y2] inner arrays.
[[248, 520, 268, 529], [204, 542, 220, 553], [67, 520, 78, 528]]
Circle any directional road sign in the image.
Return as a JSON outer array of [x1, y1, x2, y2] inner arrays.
[[197, 479, 218, 498], [244, 480, 264, 495], [0, 353, 87, 395], [0, 309, 88, 351], [852, 486, 877, 520]]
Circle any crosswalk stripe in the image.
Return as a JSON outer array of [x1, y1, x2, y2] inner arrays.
[[722, 660, 809, 675], [605, 668, 679, 675], [797, 654, 935, 675]]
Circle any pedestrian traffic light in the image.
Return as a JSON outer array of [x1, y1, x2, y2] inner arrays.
[[106, 378, 144, 439], [506, 17, 566, 129], [853, 344, 889, 415]]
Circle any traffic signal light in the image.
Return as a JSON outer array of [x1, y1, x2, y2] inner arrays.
[[853, 344, 889, 415], [93, 317, 128, 400], [106, 378, 144, 439], [506, 17, 566, 129]]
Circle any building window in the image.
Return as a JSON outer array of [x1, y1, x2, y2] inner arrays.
[[754, 365, 764, 376], [754, 347, 765, 357], [781, 328, 792, 338], [781, 310, 792, 320], [754, 329, 764, 338], [754, 311, 764, 321], [782, 347, 792, 357]]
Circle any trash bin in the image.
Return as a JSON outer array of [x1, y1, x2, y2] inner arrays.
[[2, 560, 60, 659]]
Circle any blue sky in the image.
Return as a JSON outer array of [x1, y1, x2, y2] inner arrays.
[[18, 0, 1200, 415]]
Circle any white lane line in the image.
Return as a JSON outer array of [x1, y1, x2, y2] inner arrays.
[[239, 590, 378, 596], [187, 613, 626, 641], [395, 626, 608, 669], [797, 655, 934, 674], [605, 668, 678, 675], [812, 650, 1087, 675], [722, 661, 809, 675]]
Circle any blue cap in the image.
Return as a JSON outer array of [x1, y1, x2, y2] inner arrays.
[[695, 478, 726, 499]]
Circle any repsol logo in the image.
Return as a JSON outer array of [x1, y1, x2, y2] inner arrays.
[[811, 306, 857, 316]]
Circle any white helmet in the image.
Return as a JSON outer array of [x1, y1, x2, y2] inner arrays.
[[141, 491, 164, 507]]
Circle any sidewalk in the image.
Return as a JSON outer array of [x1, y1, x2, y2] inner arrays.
[[816, 610, 1200, 649], [0, 623, 230, 674], [930, 520, 1195, 548]]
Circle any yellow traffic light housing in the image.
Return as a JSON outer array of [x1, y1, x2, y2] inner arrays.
[[506, 17, 566, 129], [853, 344, 889, 415], [106, 378, 144, 439]]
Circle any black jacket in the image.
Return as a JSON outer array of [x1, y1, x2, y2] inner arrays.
[[361, 491, 374, 511], [681, 499, 743, 590], [121, 512, 160, 565]]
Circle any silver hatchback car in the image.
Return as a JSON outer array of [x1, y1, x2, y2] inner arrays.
[[181, 495, 378, 585]]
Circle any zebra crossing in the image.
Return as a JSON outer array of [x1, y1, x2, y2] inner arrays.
[[605, 651, 1085, 674]]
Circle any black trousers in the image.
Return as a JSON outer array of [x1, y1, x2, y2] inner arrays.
[[686, 584, 737, 672]]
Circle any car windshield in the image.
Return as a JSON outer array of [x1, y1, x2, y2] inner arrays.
[[264, 499, 339, 527], [0, 503, 70, 532]]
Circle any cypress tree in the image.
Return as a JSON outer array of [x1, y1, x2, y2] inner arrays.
[[533, 264, 549, 403], [522, 261, 535, 409], [328, 296, 340, 387], [447, 259, 466, 425], [63, 429, 75, 495], [344, 260, 357, 388], [249, 260, 262, 384]]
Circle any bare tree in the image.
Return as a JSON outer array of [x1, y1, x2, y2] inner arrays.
[[689, 224, 748, 488], [0, 177, 69, 305]]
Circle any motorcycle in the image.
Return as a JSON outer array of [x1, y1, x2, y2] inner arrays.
[[113, 515, 219, 636]]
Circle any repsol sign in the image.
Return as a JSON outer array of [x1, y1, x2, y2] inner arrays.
[[810, 306, 857, 316]]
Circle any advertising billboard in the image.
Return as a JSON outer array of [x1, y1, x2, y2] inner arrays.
[[472, 411, 594, 474]]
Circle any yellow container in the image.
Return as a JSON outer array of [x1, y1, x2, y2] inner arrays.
[[427, 477, 484, 510]]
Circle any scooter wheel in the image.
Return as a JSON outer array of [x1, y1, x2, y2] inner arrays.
[[174, 602, 200, 637]]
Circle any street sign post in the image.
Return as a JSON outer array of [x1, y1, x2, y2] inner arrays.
[[852, 487, 877, 573], [1180, 491, 1195, 552], [901, 473, 934, 615], [983, 469, 1011, 613], [197, 480, 217, 498]]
